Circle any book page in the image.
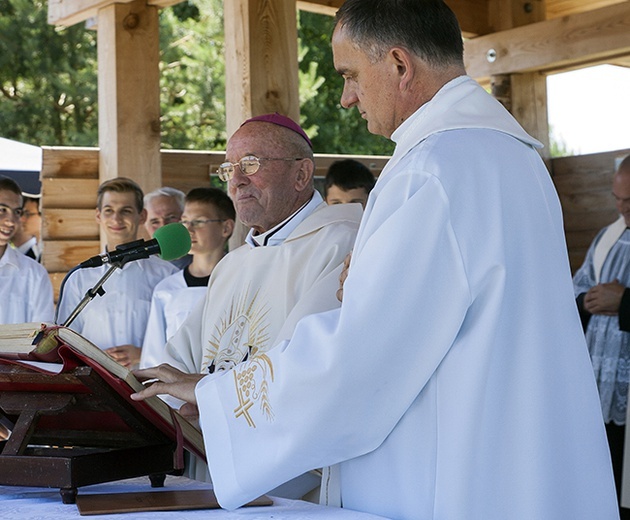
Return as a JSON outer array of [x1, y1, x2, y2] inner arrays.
[[56, 327, 206, 460]]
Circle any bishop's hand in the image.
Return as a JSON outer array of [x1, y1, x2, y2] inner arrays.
[[131, 364, 204, 406]]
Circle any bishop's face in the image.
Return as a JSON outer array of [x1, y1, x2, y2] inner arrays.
[[226, 123, 307, 234]]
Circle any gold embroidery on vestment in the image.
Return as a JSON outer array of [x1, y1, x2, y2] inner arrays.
[[204, 285, 275, 426]]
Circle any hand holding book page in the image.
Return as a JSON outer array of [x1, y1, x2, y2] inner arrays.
[[132, 365, 204, 420]]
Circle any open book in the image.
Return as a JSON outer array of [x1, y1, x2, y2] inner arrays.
[[0, 322, 205, 461]]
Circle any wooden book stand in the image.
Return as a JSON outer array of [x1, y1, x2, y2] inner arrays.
[[0, 363, 182, 504]]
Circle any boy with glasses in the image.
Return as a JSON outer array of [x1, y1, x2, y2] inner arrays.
[[141, 187, 235, 369], [0, 176, 53, 324], [12, 195, 43, 261], [324, 159, 375, 209]]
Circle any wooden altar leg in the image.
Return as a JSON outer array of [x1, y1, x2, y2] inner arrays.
[[60, 487, 78, 504]]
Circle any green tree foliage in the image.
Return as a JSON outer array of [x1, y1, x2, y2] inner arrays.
[[0, 0, 393, 155], [298, 11, 394, 156], [0, 0, 98, 146], [159, 0, 227, 151]]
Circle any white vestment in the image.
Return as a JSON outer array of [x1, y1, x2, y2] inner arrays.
[[56, 257, 177, 350], [0, 245, 53, 324], [159, 200, 361, 377], [195, 76, 618, 519], [159, 198, 361, 486], [573, 223, 630, 425], [140, 271, 207, 368]]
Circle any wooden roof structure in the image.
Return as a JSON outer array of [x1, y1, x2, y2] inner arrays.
[[38, 0, 630, 284], [44, 0, 630, 190]]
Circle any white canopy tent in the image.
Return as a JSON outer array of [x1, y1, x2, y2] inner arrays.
[[0, 137, 43, 196]]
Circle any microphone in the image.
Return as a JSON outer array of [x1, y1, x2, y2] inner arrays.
[[79, 222, 191, 268]]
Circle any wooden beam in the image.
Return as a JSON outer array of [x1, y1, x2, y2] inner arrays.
[[488, 0, 546, 32], [224, 0, 301, 248], [48, 0, 181, 26], [445, 0, 491, 36], [296, 0, 491, 36], [465, 1, 630, 80], [510, 72, 550, 159], [546, 0, 625, 20], [296, 0, 339, 17]]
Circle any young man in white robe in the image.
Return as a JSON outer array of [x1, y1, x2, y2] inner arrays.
[[56, 178, 177, 365], [132, 1, 618, 518], [0, 176, 53, 324], [573, 154, 630, 518]]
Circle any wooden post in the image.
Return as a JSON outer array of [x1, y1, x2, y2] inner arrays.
[[97, 0, 162, 191], [486, 0, 550, 162], [224, 0, 301, 248]]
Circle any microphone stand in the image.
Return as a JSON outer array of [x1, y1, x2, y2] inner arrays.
[[62, 263, 122, 328]]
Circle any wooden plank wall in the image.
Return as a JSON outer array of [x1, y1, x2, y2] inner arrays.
[[41, 144, 628, 300], [40, 147, 389, 299], [553, 147, 630, 273]]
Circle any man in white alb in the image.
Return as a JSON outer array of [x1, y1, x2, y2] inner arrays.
[[133, 2, 618, 518], [56, 178, 177, 365], [573, 154, 630, 518]]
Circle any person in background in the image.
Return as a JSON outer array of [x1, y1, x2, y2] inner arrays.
[[0, 177, 53, 324], [55, 177, 177, 367], [573, 154, 630, 518], [144, 187, 192, 269], [132, 2, 618, 519], [11, 195, 42, 261], [324, 158, 375, 209], [140, 187, 235, 369]]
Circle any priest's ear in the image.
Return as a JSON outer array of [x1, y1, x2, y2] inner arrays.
[[295, 158, 315, 192]]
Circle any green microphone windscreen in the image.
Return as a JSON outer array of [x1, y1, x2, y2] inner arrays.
[[153, 222, 191, 261]]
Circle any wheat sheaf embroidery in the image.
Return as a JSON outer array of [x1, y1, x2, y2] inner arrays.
[[203, 286, 274, 426], [233, 354, 275, 428]]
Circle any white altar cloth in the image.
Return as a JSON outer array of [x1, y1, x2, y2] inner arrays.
[[0, 476, 390, 520]]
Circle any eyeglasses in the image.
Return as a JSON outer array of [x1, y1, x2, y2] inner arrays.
[[181, 218, 225, 229], [0, 204, 24, 219], [216, 155, 303, 182]]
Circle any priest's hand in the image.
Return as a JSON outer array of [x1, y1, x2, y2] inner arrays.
[[130, 364, 204, 405], [105, 344, 142, 369], [336, 252, 352, 302], [584, 279, 626, 315]]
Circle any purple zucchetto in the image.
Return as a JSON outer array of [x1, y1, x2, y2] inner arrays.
[[241, 112, 313, 149]]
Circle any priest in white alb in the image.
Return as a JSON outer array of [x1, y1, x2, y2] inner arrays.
[[133, 1, 619, 518]]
